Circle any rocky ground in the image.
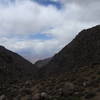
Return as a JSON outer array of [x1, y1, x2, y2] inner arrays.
[[0, 64, 100, 100]]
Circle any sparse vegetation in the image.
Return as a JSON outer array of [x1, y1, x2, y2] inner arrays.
[[49, 96, 81, 100]]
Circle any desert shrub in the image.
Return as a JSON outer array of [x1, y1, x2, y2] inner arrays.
[[49, 96, 81, 100], [67, 96, 81, 100], [97, 71, 100, 75], [85, 92, 96, 99], [97, 77, 100, 81]]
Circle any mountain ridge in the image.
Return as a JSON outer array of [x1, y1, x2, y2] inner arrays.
[[0, 46, 38, 86], [39, 25, 100, 77]]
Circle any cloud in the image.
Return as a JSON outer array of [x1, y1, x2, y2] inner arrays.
[[0, 36, 62, 62], [62, 0, 99, 5], [0, 0, 100, 62], [0, 0, 62, 34]]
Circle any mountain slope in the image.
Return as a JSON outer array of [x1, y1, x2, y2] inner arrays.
[[39, 25, 100, 76], [35, 57, 51, 68], [0, 46, 38, 83]]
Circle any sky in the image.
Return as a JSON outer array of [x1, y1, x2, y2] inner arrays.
[[0, 0, 100, 63]]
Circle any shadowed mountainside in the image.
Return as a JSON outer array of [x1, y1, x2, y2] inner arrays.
[[39, 25, 100, 77], [0, 46, 38, 84]]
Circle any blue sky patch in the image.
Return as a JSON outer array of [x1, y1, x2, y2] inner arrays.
[[0, 0, 63, 9], [33, 0, 62, 9], [26, 33, 53, 40], [5, 33, 53, 40]]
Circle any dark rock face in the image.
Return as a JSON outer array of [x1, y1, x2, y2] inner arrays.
[[0, 46, 38, 85], [39, 25, 100, 76]]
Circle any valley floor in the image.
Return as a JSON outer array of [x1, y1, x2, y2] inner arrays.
[[1, 64, 100, 100]]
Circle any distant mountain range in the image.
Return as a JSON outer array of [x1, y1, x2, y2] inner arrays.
[[35, 57, 51, 68]]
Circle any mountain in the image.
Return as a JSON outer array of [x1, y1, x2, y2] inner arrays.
[[1, 25, 100, 100], [39, 25, 100, 77], [35, 57, 51, 68], [0, 46, 38, 86], [32, 25, 100, 100]]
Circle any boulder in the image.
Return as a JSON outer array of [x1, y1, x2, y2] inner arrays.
[[20, 95, 32, 100], [20, 88, 32, 96], [0, 95, 6, 100], [40, 92, 48, 100], [62, 82, 75, 96], [25, 81, 32, 88], [32, 93, 41, 100]]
